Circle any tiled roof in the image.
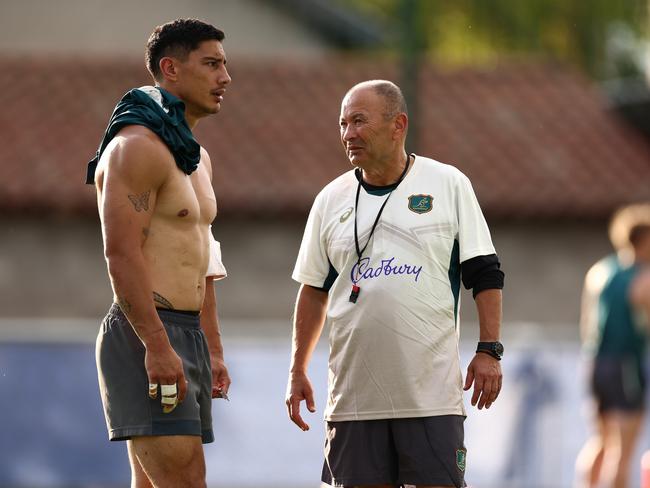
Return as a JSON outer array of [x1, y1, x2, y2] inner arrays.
[[2, 55, 649, 219], [419, 65, 650, 219]]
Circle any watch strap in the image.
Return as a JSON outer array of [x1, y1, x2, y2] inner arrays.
[[476, 341, 503, 360]]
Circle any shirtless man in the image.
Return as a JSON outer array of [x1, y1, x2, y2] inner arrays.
[[86, 19, 231, 488]]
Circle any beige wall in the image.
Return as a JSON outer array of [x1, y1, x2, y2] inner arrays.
[[0, 217, 612, 338], [0, 0, 329, 59]]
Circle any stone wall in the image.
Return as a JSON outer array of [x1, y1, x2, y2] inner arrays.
[[0, 217, 612, 335]]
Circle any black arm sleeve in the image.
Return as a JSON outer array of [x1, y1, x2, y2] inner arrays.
[[460, 254, 505, 298]]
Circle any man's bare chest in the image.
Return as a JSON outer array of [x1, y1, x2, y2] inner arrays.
[[155, 165, 216, 225]]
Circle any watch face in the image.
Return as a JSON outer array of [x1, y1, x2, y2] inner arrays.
[[494, 342, 504, 356]]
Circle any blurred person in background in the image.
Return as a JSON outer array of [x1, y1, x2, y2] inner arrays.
[[576, 203, 650, 488], [85, 19, 231, 488], [285, 80, 504, 488]]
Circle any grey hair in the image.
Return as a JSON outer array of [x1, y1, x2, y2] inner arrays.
[[348, 80, 408, 120]]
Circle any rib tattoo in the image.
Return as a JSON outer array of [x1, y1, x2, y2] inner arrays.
[[117, 296, 132, 315], [153, 292, 174, 309], [128, 190, 151, 212]]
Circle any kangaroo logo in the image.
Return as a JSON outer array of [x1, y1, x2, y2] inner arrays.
[[456, 448, 467, 471], [407, 194, 433, 214]]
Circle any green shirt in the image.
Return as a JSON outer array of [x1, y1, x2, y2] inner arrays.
[[595, 255, 646, 360]]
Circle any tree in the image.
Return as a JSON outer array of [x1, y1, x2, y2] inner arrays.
[[338, 0, 648, 79]]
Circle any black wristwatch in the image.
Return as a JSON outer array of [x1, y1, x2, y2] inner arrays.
[[476, 341, 504, 361]]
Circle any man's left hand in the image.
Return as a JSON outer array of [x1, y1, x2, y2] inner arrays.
[[211, 356, 231, 399], [464, 353, 502, 409]]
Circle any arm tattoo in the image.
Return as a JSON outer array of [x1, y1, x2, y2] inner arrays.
[[153, 292, 174, 310], [128, 190, 151, 212], [117, 296, 132, 315]]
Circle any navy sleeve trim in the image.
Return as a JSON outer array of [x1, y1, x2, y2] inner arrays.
[[306, 285, 330, 294], [313, 258, 339, 293], [461, 254, 505, 298]]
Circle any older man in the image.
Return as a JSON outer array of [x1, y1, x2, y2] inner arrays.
[[286, 80, 504, 488]]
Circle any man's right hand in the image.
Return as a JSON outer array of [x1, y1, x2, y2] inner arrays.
[[285, 372, 316, 431], [144, 339, 187, 413]]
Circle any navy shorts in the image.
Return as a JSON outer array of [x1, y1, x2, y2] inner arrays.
[[322, 415, 467, 488], [591, 356, 646, 413], [96, 304, 214, 443]]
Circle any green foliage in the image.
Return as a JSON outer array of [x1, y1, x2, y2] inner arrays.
[[336, 0, 648, 78]]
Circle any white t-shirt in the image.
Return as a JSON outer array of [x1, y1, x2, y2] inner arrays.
[[292, 155, 496, 421], [206, 225, 227, 280]]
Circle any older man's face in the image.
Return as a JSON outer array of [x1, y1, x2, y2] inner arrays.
[[339, 87, 396, 168]]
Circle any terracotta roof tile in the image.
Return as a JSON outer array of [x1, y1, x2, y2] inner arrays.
[[1, 56, 649, 219], [418, 63, 650, 219]]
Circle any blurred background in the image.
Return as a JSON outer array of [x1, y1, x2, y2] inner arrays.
[[1, 0, 650, 487]]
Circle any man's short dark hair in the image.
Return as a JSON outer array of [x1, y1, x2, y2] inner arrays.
[[146, 18, 225, 80]]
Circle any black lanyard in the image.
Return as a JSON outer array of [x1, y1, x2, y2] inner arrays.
[[350, 154, 411, 303]]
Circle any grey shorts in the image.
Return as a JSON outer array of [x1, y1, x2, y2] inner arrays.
[[591, 356, 646, 413], [96, 304, 214, 443], [322, 415, 467, 488]]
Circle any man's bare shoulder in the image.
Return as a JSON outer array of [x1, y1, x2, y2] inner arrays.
[[107, 125, 173, 164], [199, 146, 211, 162], [102, 126, 173, 183], [199, 146, 213, 180]]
